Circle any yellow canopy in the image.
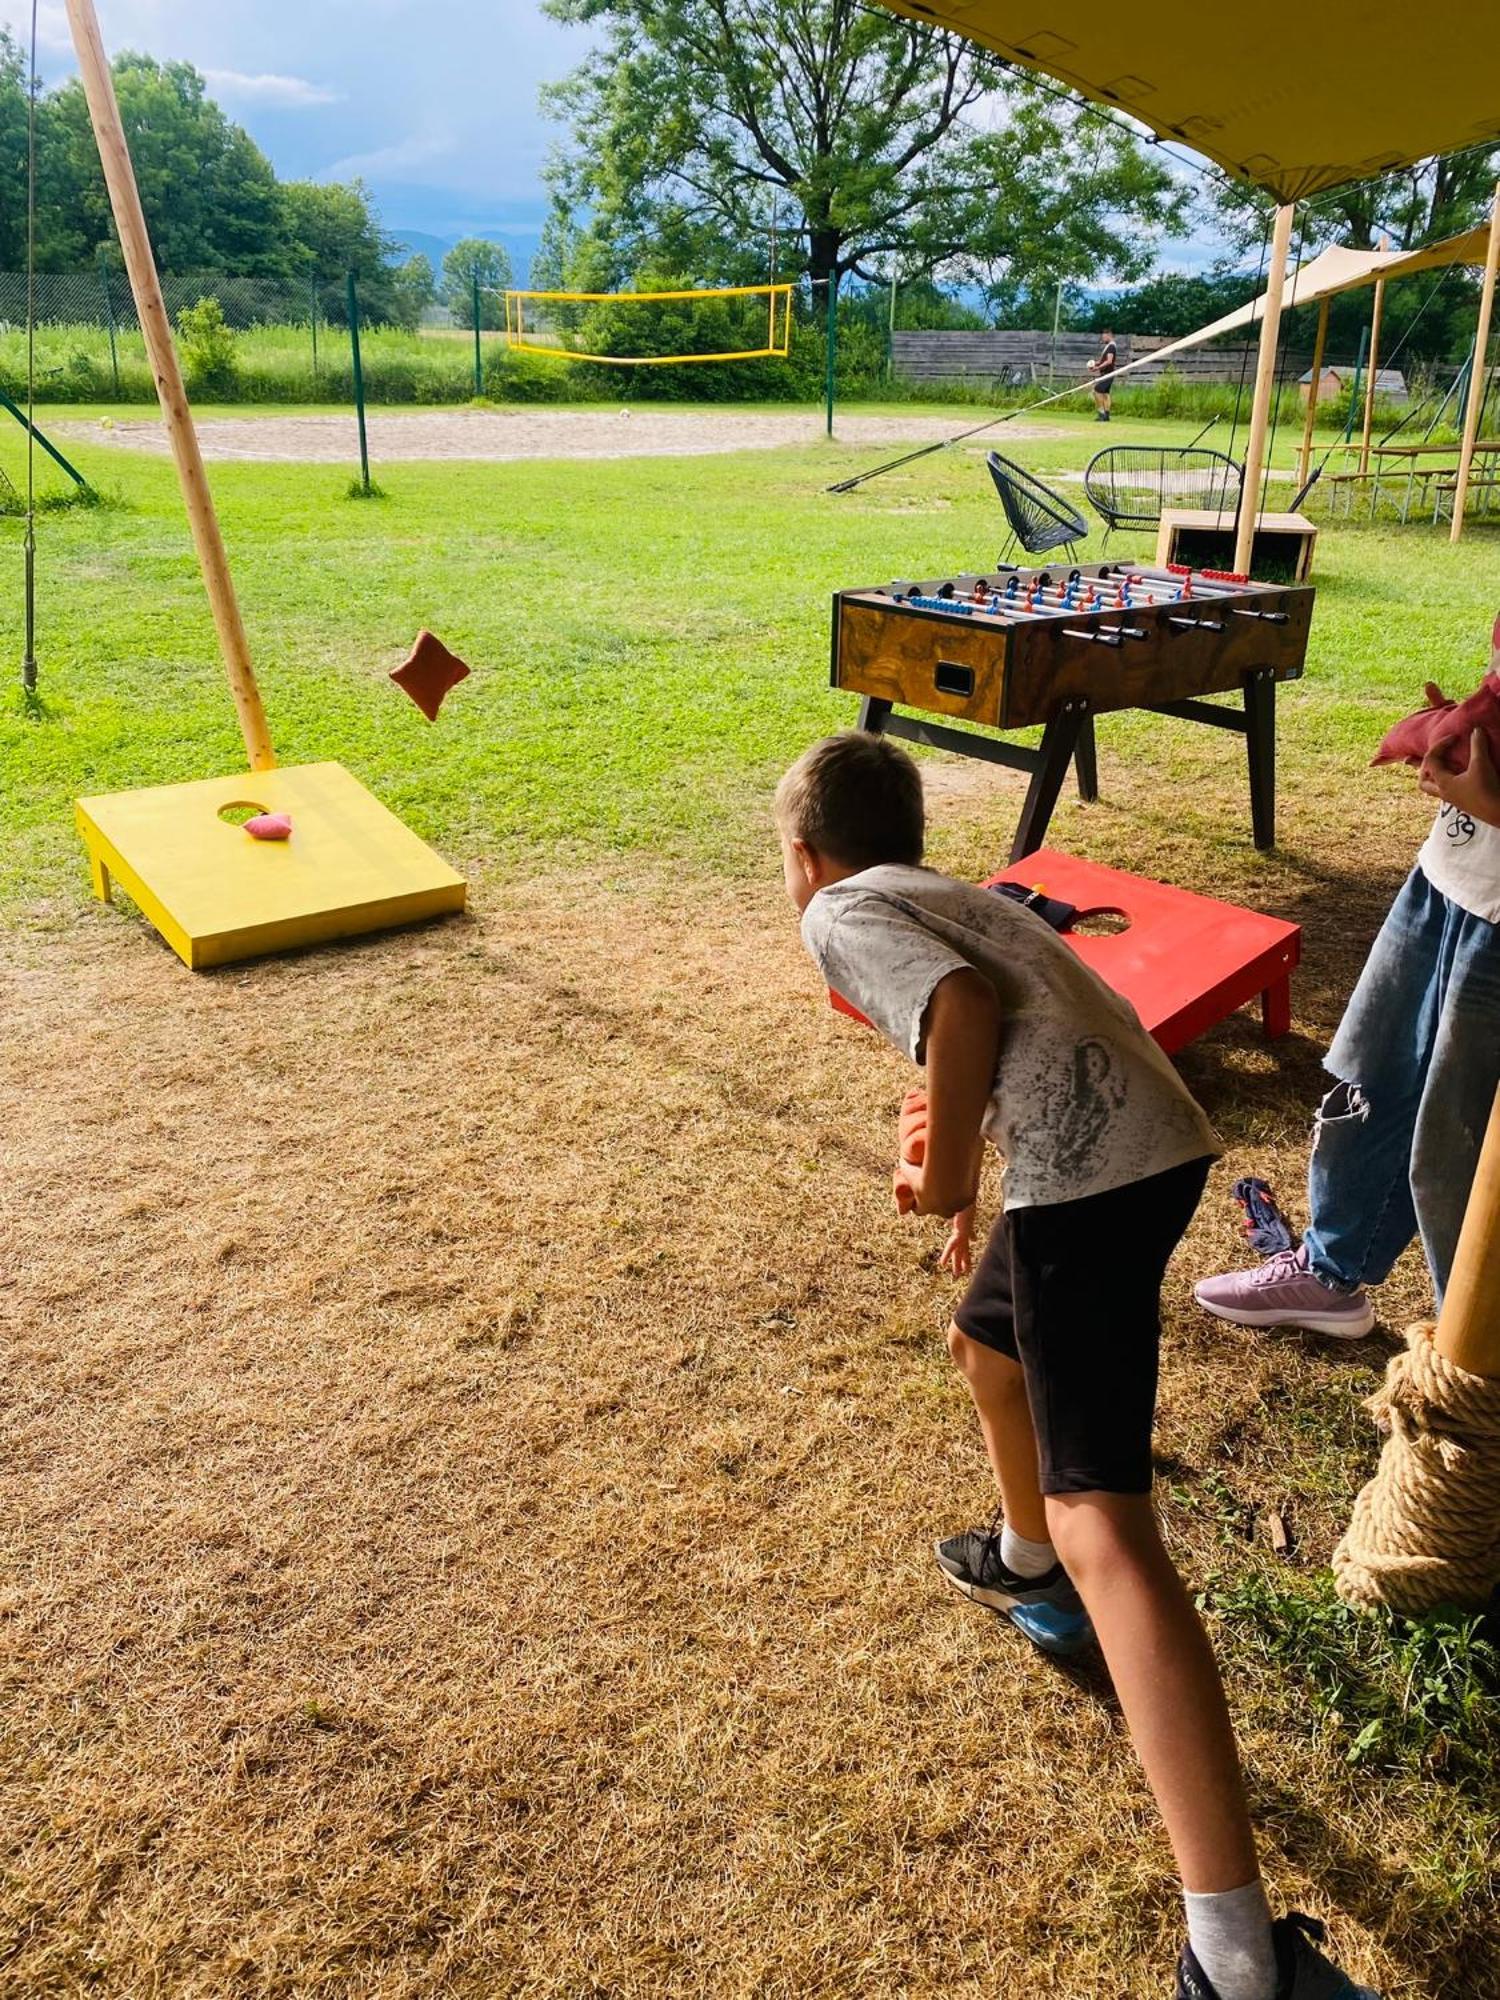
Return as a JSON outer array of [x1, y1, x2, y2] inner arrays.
[[1115, 226, 1494, 380], [875, 2, 1500, 199]]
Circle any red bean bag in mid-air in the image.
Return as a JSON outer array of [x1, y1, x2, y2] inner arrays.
[[1372, 672, 1500, 774]]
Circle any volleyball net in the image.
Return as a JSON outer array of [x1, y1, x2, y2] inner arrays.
[[502, 283, 795, 366]]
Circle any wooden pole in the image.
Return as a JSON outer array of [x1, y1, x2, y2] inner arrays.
[[1297, 295, 1330, 487], [1432, 1087, 1500, 1378], [63, 0, 275, 771], [1450, 181, 1500, 545], [1358, 278, 1386, 474], [1234, 202, 1295, 577], [1296, 294, 1336, 486]]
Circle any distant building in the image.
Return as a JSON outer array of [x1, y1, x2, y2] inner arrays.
[[1300, 363, 1408, 405]]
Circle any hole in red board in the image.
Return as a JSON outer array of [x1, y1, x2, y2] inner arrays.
[[1073, 906, 1131, 937]]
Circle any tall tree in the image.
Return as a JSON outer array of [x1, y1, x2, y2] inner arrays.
[[0, 31, 29, 269], [440, 239, 514, 328], [540, 0, 1189, 297], [38, 54, 291, 276]]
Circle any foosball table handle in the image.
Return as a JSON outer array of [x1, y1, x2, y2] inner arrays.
[[1064, 627, 1125, 647], [1233, 607, 1290, 624], [1168, 615, 1224, 632]]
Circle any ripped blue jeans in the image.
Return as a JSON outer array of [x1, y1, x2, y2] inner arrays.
[[1302, 865, 1500, 1305]]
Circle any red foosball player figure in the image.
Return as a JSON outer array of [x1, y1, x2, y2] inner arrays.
[[775, 729, 1380, 2000]]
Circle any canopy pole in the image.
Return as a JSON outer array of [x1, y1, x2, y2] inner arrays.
[[1450, 181, 1500, 546], [1432, 1086, 1500, 1376], [1234, 202, 1295, 577], [62, 0, 275, 771], [1297, 295, 1330, 487], [1357, 278, 1386, 474]]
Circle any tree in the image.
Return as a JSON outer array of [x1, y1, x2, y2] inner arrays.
[[0, 32, 28, 269], [281, 179, 399, 320], [37, 54, 290, 277], [441, 239, 513, 328], [1212, 148, 1500, 258], [539, 0, 1189, 301], [390, 253, 437, 330]]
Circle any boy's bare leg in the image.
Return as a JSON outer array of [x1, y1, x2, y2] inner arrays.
[[1047, 1489, 1259, 1894], [946, 1324, 1049, 1543]]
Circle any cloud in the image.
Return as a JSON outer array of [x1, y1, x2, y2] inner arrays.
[[322, 132, 457, 181], [202, 68, 341, 107]]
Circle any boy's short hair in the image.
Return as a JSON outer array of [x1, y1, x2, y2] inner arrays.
[[775, 732, 925, 870]]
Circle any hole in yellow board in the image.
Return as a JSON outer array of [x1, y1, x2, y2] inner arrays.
[[218, 801, 269, 826]]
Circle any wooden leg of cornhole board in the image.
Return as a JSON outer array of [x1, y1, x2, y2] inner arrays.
[[1073, 714, 1099, 803], [1244, 671, 1277, 851], [88, 848, 111, 903], [1010, 703, 1088, 863], [1261, 974, 1292, 1039]]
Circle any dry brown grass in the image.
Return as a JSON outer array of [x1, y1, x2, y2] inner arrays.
[[3, 750, 1493, 1999]]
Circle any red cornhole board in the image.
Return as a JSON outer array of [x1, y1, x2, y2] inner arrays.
[[829, 849, 1300, 1055]]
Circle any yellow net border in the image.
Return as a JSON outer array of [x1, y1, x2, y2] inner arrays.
[[503, 283, 795, 366]]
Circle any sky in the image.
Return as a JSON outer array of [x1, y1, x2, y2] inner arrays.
[[3, 0, 595, 271], [2, 1, 1229, 283]]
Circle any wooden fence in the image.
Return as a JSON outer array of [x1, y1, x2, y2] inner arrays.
[[889, 330, 1320, 388]]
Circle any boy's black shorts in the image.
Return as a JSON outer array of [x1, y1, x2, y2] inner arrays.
[[951, 1156, 1213, 1496]]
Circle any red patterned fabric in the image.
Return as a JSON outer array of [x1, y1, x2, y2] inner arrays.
[[391, 630, 471, 721], [1372, 673, 1500, 773]]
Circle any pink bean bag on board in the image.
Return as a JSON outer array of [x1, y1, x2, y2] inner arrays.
[[1372, 673, 1500, 774], [244, 812, 293, 841]]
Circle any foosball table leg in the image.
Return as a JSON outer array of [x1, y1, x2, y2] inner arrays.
[[857, 695, 893, 736], [1010, 702, 1090, 863], [1074, 714, 1099, 803], [1244, 671, 1277, 850]]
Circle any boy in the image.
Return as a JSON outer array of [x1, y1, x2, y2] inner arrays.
[[1196, 656, 1500, 1338], [777, 732, 1377, 2000], [1089, 326, 1119, 419]]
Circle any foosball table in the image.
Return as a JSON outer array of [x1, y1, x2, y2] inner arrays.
[[831, 560, 1314, 859]]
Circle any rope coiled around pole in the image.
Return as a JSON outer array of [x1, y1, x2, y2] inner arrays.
[[1333, 1324, 1500, 1616]]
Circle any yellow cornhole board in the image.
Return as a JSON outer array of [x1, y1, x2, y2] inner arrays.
[[76, 761, 467, 970]]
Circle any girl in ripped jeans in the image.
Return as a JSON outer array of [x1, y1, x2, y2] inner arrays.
[[1196, 649, 1500, 1339]]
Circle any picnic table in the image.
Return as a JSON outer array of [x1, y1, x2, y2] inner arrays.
[[1323, 437, 1500, 523]]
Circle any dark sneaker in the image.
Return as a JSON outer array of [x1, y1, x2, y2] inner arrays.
[[1177, 1913, 1380, 1999], [933, 1517, 1093, 1656], [1194, 1246, 1376, 1339]]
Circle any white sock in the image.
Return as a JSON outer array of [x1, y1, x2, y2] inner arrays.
[[999, 1525, 1056, 1579], [1184, 1880, 1277, 2000]]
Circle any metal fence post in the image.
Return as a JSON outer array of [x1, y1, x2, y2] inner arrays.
[[825, 276, 837, 438], [347, 270, 371, 493], [310, 273, 320, 382], [472, 269, 483, 396]]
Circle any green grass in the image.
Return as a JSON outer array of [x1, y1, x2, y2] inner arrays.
[[4, 404, 1497, 920]]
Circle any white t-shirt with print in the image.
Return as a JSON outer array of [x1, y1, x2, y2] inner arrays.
[[802, 864, 1221, 1212], [1418, 804, 1500, 926]]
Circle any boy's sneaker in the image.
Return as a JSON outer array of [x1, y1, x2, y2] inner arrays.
[[1177, 1912, 1380, 1999], [933, 1518, 1093, 1656], [1194, 1246, 1376, 1339]]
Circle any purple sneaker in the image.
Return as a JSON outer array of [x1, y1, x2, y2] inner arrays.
[[1194, 1246, 1376, 1339]]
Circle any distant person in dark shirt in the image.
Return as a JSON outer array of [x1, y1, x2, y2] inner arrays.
[[1089, 328, 1118, 421]]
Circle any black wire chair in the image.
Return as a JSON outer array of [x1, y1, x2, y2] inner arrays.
[[986, 450, 1089, 562], [1083, 446, 1243, 548]]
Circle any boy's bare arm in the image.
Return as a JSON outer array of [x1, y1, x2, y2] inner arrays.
[[896, 968, 1000, 1219]]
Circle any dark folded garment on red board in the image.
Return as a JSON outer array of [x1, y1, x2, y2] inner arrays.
[[1372, 671, 1500, 774], [987, 881, 1077, 931]]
